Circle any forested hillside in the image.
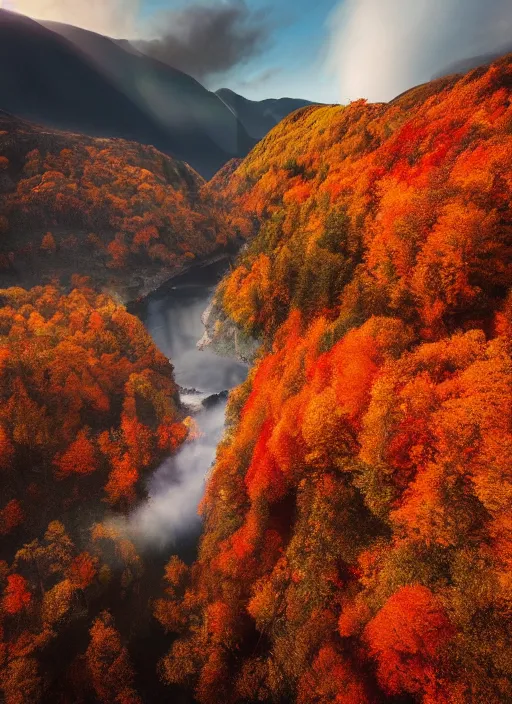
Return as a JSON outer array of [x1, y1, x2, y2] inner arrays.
[[0, 283, 191, 702], [0, 112, 237, 298], [2, 43, 512, 704], [158, 54, 512, 703], [0, 113, 209, 702]]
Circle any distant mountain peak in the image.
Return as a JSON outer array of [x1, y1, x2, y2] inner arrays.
[[0, 12, 318, 177], [0, 12, 254, 178], [215, 88, 319, 140]]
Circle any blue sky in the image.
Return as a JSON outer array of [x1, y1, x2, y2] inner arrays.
[[142, 0, 341, 102]]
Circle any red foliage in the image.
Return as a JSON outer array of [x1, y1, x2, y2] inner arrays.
[[365, 585, 455, 696], [86, 611, 141, 703], [0, 113, 236, 290], [297, 645, 369, 704], [2, 574, 31, 614], [157, 420, 189, 452], [0, 499, 24, 536], [68, 552, 97, 590], [245, 419, 286, 502], [54, 430, 98, 477], [161, 56, 512, 704]]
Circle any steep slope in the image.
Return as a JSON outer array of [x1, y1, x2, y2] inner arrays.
[[0, 110, 201, 703], [216, 88, 316, 140], [0, 111, 237, 298], [0, 283, 186, 536], [0, 10, 255, 178], [157, 55, 512, 703], [0, 282, 190, 704], [209, 61, 511, 341]]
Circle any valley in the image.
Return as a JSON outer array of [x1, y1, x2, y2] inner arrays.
[[125, 259, 248, 555], [0, 28, 512, 703]]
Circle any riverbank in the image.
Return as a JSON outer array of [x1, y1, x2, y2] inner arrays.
[[123, 250, 238, 306]]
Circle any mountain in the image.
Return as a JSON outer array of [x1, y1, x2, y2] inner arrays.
[[0, 10, 255, 178], [159, 54, 512, 703], [2, 25, 512, 702], [216, 87, 316, 140]]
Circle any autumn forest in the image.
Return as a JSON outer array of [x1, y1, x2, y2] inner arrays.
[[1, 47, 512, 704]]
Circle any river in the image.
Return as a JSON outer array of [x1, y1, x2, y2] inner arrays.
[[126, 260, 248, 555]]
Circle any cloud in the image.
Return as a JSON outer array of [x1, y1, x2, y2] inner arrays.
[[328, 0, 512, 103], [136, 1, 273, 82], [110, 402, 227, 550], [12, 0, 274, 81], [12, 0, 139, 37], [234, 66, 281, 90]]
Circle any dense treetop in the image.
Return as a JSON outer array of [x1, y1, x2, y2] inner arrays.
[[208, 57, 512, 342], [0, 281, 192, 702], [159, 54, 512, 703]]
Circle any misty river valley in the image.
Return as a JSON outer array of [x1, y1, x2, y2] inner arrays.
[[128, 259, 248, 554], [120, 261, 248, 702]]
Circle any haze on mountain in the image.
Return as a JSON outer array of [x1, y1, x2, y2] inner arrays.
[[329, 0, 512, 103], [0, 9, 313, 178], [432, 41, 512, 79]]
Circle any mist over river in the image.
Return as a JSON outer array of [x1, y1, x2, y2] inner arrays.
[[123, 260, 248, 552]]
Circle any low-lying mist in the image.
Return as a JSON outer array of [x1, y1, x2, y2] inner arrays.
[[112, 401, 226, 550]]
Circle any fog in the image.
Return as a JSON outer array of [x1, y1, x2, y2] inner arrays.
[[122, 402, 227, 549], [328, 0, 512, 103], [112, 263, 247, 550], [136, 1, 272, 84], [11, 0, 139, 37]]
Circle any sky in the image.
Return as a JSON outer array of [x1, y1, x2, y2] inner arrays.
[[6, 0, 512, 103], [142, 0, 339, 102]]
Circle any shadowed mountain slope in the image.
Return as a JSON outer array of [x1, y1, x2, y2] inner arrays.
[[0, 10, 255, 178]]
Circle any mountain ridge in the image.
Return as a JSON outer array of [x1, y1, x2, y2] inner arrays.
[[0, 110, 239, 300], [0, 11, 318, 179], [432, 42, 512, 79], [215, 87, 317, 140]]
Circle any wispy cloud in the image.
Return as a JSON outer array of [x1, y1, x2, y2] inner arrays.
[[137, 1, 273, 82], [109, 403, 227, 550], [234, 66, 282, 91]]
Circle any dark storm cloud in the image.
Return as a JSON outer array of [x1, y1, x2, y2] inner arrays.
[[136, 1, 273, 82]]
